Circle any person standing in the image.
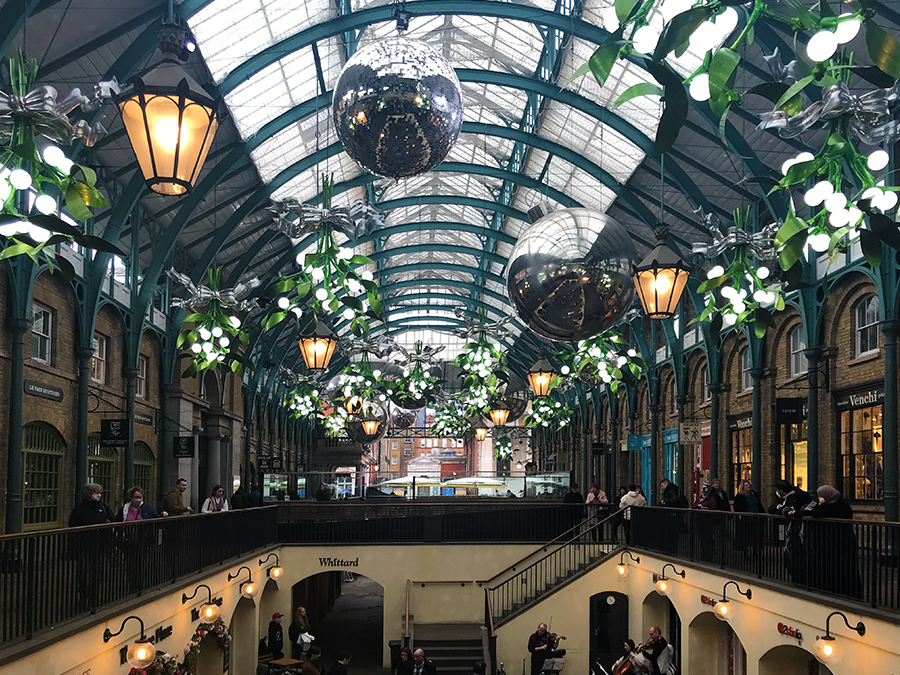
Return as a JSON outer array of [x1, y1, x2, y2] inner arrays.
[[732, 480, 764, 559], [619, 484, 647, 544], [268, 612, 285, 660], [201, 485, 229, 513], [115, 487, 164, 521], [732, 480, 764, 513], [161, 478, 193, 516], [562, 483, 584, 536], [412, 649, 437, 675], [527, 623, 553, 675], [332, 651, 352, 675], [640, 626, 669, 675], [692, 483, 718, 510], [658, 479, 688, 508], [231, 487, 248, 509], [397, 647, 414, 675], [710, 479, 731, 511], [802, 485, 860, 597], [585, 483, 608, 539], [302, 646, 323, 675], [289, 606, 313, 660], [68, 483, 114, 527]]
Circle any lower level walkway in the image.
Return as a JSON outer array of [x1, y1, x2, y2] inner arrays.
[[314, 575, 388, 675]]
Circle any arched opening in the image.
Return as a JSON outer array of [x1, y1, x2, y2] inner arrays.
[[289, 572, 385, 669], [22, 422, 67, 530], [688, 611, 746, 675], [230, 596, 256, 675], [258, 577, 283, 656], [87, 432, 118, 503], [196, 632, 227, 675], [134, 442, 157, 506], [641, 592, 681, 673], [590, 591, 629, 673], [759, 644, 833, 675]]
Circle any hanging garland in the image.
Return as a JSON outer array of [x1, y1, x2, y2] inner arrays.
[[430, 401, 472, 437], [126, 619, 231, 675], [263, 175, 383, 338], [453, 310, 509, 416], [493, 432, 513, 460], [335, 357, 386, 411], [581, 0, 900, 335], [285, 377, 323, 419], [322, 407, 350, 438], [171, 267, 255, 378], [561, 328, 646, 392], [523, 397, 573, 431], [386, 341, 444, 409]]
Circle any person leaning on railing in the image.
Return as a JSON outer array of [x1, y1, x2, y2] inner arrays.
[[619, 485, 646, 544], [161, 478, 194, 516], [798, 485, 862, 599], [68, 483, 115, 527]]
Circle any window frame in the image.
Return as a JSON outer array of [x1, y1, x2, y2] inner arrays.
[[739, 349, 752, 392], [31, 302, 52, 365], [137, 354, 149, 399], [788, 325, 808, 377], [699, 364, 711, 404], [91, 334, 109, 384], [839, 404, 884, 501], [854, 294, 880, 358]]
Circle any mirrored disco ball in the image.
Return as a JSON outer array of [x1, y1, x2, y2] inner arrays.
[[506, 208, 638, 341], [392, 407, 417, 429], [332, 37, 463, 178], [347, 402, 389, 445]]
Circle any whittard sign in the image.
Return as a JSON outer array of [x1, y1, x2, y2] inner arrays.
[[318, 557, 359, 567]]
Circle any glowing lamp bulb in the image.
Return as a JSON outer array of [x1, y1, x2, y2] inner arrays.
[[652, 274, 671, 293], [689, 74, 710, 102], [35, 194, 57, 215], [270, 566, 284, 578], [655, 578, 670, 595], [824, 192, 847, 213], [200, 603, 221, 622], [315, 288, 329, 301], [807, 30, 838, 62], [867, 149, 889, 171], [706, 265, 724, 280], [809, 233, 831, 252], [229, 316, 241, 328], [616, 564, 629, 578], [314, 341, 327, 355], [42, 145, 65, 167], [278, 297, 290, 309], [715, 600, 731, 621], [632, 26, 659, 54], [834, 15, 861, 44], [154, 117, 189, 151], [9, 169, 32, 190]]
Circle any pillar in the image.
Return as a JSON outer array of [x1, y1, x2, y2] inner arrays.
[[207, 435, 222, 494], [4, 318, 28, 533], [708, 383, 721, 482], [804, 347, 822, 494], [750, 368, 764, 488], [610, 414, 619, 494], [675, 394, 686, 493], [74, 346, 93, 495], [649, 403, 659, 505], [628, 410, 637, 484], [883, 321, 899, 522], [123, 367, 137, 496]]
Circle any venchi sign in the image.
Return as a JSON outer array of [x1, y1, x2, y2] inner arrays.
[[777, 622, 803, 641]]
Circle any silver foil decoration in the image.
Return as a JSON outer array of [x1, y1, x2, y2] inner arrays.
[[451, 307, 513, 341], [506, 207, 637, 341], [762, 48, 798, 85], [691, 223, 779, 262], [278, 367, 321, 387], [339, 336, 397, 359], [0, 79, 119, 147], [758, 81, 900, 145], [166, 268, 261, 312], [268, 198, 385, 240], [392, 341, 446, 366]]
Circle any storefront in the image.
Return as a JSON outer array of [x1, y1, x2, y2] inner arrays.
[[627, 433, 652, 497], [776, 398, 808, 491], [835, 382, 884, 501], [663, 427, 679, 485], [729, 413, 752, 491]]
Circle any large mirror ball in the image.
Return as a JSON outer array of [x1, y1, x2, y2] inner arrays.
[[332, 37, 463, 178], [506, 208, 638, 341]]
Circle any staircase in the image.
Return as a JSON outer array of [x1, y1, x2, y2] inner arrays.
[[414, 623, 485, 675], [486, 510, 624, 627]]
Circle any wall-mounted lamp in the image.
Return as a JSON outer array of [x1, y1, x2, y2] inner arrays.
[[715, 581, 751, 622], [652, 563, 685, 596], [260, 553, 284, 579], [182, 584, 222, 622], [227, 566, 259, 599], [616, 551, 640, 579], [103, 616, 156, 668], [813, 611, 866, 665]]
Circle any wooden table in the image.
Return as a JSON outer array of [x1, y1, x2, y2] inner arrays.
[[271, 658, 302, 667]]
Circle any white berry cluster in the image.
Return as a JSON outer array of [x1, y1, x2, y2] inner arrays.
[[525, 397, 572, 431], [287, 386, 320, 418], [431, 404, 470, 438], [493, 435, 512, 459], [323, 408, 349, 438], [189, 317, 241, 365]]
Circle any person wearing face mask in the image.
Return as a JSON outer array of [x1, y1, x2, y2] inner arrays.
[[68, 483, 114, 527], [268, 612, 285, 660], [115, 487, 164, 521]]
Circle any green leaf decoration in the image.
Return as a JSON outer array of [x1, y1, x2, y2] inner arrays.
[[868, 213, 900, 250], [589, 28, 624, 88], [709, 312, 723, 347], [183, 313, 207, 323], [75, 234, 126, 256], [775, 212, 809, 249], [615, 0, 641, 25], [182, 362, 200, 378], [266, 278, 296, 295], [295, 281, 311, 299], [652, 6, 712, 61], [775, 75, 815, 110], [341, 295, 364, 311], [27, 214, 82, 238], [708, 47, 741, 117], [858, 229, 883, 267], [778, 232, 807, 270], [72, 165, 98, 187], [778, 159, 819, 190], [230, 360, 244, 377], [349, 254, 375, 265], [0, 243, 37, 260], [866, 21, 900, 80], [614, 82, 664, 108], [369, 295, 383, 318], [744, 82, 802, 117], [775, 294, 786, 311], [10, 140, 40, 164], [644, 60, 688, 153], [697, 275, 727, 293], [65, 183, 92, 221], [262, 311, 287, 331], [783, 0, 818, 28]]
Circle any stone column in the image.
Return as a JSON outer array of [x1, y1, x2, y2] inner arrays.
[[804, 347, 823, 494], [676, 394, 687, 493], [882, 321, 900, 522], [750, 367, 764, 487], [708, 383, 722, 482], [74, 346, 94, 495], [4, 318, 28, 533]]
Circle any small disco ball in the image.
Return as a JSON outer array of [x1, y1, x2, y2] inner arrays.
[[392, 407, 417, 429], [506, 208, 638, 341], [332, 37, 463, 178], [346, 402, 389, 445]]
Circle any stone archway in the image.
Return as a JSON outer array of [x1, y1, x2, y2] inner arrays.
[[688, 611, 747, 675], [759, 644, 833, 675], [641, 591, 681, 672], [229, 596, 256, 675], [258, 577, 284, 656]]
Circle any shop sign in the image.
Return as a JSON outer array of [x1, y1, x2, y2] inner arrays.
[[24, 379, 63, 401], [776, 397, 808, 424], [271, 457, 284, 471], [173, 436, 195, 458], [591, 442, 608, 454], [135, 411, 153, 426], [835, 384, 884, 411], [100, 419, 128, 447], [627, 434, 651, 452], [700, 594, 717, 607], [663, 427, 679, 445], [680, 422, 701, 444], [728, 413, 752, 431], [777, 622, 803, 641], [318, 556, 359, 567], [258, 454, 272, 470]]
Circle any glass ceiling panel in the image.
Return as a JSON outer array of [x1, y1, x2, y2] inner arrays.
[[381, 173, 498, 204], [382, 328, 470, 360], [385, 228, 483, 250], [250, 108, 340, 183], [461, 83, 529, 128], [540, 102, 646, 184], [447, 134, 507, 168], [387, 268, 475, 286], [269, 152, 361, 203], [224, 37, 343, 139], [389, 284, 469, 298], [389, 250, 480, 269], [385, 203, 491, 228], [189, 0, 336, 82]]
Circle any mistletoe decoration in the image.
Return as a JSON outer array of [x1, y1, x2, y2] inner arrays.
[[171, 268, 254, 377], [561, 328, 646, 391], [0, 52, 124, 271], [387, 341, 444, 409], [430, 401, 472, 438], [285, 376, 323, 419], [493, 432, 513, 460], [335, 357, 386, 411], [264, 175, 383, 338], [523, 396, 573, 431], [322, 407, 349, 438], [453, 309, 510, 416]]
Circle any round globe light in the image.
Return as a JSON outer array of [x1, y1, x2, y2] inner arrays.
[[342, 308, 355, 321], [220, 337, 230, 348], [807, 30, 839, 62], [29, 226, 51, 243], [689, 73, 711, 102], [877, 190, 898, 211], [809, 233, 831, 252], [706, 264, 725, 280], [229, 315, 241, 328], [846, 207, 863, 225], [0, 180, 10, 200], [0, 222, 18, 237], [715, 600, 732, 621], [829, 209, 851, 228], [191, 343, 203, 354], [814, 180, 834, 198], [753, 290, 767, 302], [824, 192, 847, 213], [795, 151, 815, 163], [714, 7, 738, 35], [9, 169, 32, 190], [211, 326, 223, 338], [56, 158, 74, 174], [361, 270, 374, 281], [867, 149, 889, 171], [757, 266, 770, 279], [198, 327, 211, 341], [34, 194, 57, 215], [690, 21, 720, 52], [277, 297, 290, 309], [724, 313, 738, 326], [804, 188, 825, 207], [315, 288, 329, 301], [632, 25, 659, 54], [292, 307, 303, 318], [834, 15, 861, 44], [42, 145, 66, 167]]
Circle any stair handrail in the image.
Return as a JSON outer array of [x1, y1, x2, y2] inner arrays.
[[483, 504, 615, 586], [487, 509, 624, 592]]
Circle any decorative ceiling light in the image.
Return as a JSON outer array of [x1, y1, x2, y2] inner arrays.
[[473, 421, 489, 441], [260, 553, 284, 579], [227, 566, 259, 599], [715, 581, 751, 622], [653, 563, 685, 596], [344, 396, 363, 415], [298, 324, 338, 373], [615, 551, 640, 579], [181, 583, 220, 623], [102, 616, 156, 668], [633, 225, 691, 319], [487, 399, 511, 427], [361, 417, 381, 436], [813, 611, 866, 665], [114, 24, 221, 195], [527, 351, 557, 398]]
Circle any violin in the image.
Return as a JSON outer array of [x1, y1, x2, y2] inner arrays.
[[542, 632, 566, 648], [634, 635, 659, 654]]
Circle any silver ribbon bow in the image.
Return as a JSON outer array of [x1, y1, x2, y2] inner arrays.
[[762, 49, 798, 85], [268, 199, 385, 240], [451, 307, 513, 340], [758, 81, 900, 145], [0, 79, 119, 146], [691, 223, 779, 262], [339, 336, 397, 359], [392, 341, 446, 367], [280, 367, 321, 388], [166, 268, 261, 312]]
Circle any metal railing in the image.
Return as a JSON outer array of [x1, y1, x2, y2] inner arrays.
[[0, 508, 278, 647], [630, 507, 900, 611], [486, 509, 624, 623]]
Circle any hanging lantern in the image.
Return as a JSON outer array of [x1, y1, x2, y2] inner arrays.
[[200, 602, 220, 622], [488, 399, 511, 427], [114, 25, 221, 196], [633, 225, 691, 319], [298, 324, 338, 373], [473, 421, 489, 441], [126, 639, 156, 668], [344, 396, 363, 414], [361, 418, 381, 436], [527, 352, 557, 398]]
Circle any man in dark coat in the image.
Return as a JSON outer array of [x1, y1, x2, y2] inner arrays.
[[332, 651, 352, 675], [268, 612, 285, 660], [710, 478, 732, 511], [412, 649, 437, 675], [659, 479, 688, 508], [68, 483, 114, 527], [562, 484, 584, 536]]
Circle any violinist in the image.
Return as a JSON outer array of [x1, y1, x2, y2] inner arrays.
[[637, 627, 668, 675], [527, 624, 564, 675]]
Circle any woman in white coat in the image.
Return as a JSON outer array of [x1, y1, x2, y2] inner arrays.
[[201, 484, 229, 512]]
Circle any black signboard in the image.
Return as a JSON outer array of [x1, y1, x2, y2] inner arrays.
[[271, 457, 284, 471], [173, 436, 196, 458], [135, 411, 154, 426], [101, 419, 128, 447], [258, 455, 272, 471], [776, 398, 808, 424], [728, 412, 753, 432], [24, 380, 63, 402], [835, 383, 885, 411]]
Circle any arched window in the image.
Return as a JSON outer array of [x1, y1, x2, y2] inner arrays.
[[22, 422, 66, 530], [788, 326, 808, 376], [87, 433, 117, 501], [854, 294, 880, 357], [134, 442, 157, 505], [739, 349, 751, 391], [699, 364, 710, 404]]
